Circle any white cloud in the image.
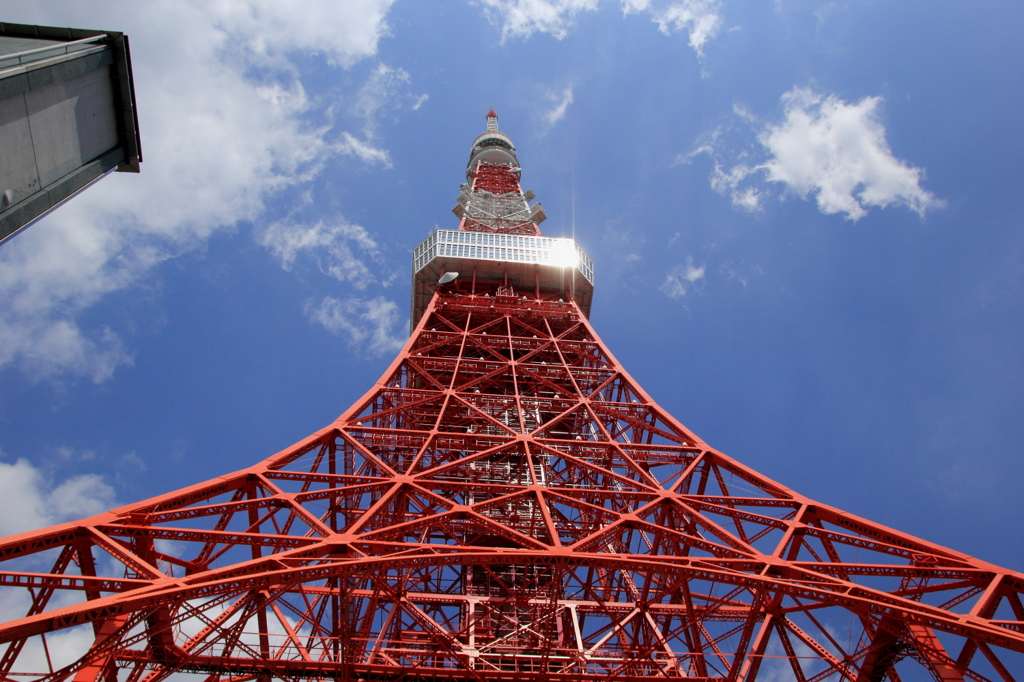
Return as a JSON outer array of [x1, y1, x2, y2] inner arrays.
[[622, 0, 722, 57], [710, 163, 763, 212], [338, 132, 393, 166], [308, 296, 405, 356], [260, 219, 380, 288], [718, 260, 762, 288], [661, 257, 706, 298], [0, 319, 131, 384], [544, 87, 575, 126], [0, 458, 115, 536], [692, 87, 941, 221], [0, 616, 94, 677], [211, 0, 394, 69], [0, 1, 398, 382], [352, 63, 412, 137], [759, 87, 941, 220], [479, 0, 601, 40], [57, 446, 95, 461], [480, 0, 720, 56]]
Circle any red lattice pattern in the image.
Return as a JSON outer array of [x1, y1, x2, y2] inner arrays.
[[471, 162, 521, 195], [461, 217, 540, 236], [0, 290, 1022, 682]]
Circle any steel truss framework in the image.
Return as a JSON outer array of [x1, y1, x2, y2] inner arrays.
[[0, 290, 1023, 682], [459, 162, 541, 236]]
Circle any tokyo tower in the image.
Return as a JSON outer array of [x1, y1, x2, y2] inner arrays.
[[2, 109, 1023, 682]]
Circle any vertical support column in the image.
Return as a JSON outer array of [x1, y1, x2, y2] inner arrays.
[[247, 484, 271, 682], [738, 614, 775, 682], [73, 615, 130, 682], [908, 626, 966, 682]]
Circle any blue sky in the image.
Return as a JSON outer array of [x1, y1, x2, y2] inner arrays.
[[0, 0, 1022, 584]]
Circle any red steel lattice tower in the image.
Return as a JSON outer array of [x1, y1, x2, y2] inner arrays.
[[1, 111, 1023, 682]]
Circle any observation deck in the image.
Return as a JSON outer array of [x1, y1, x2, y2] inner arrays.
[[410, 229, 594, 331]]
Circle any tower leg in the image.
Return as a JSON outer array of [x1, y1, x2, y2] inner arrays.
[[908, 626, 965, 682], [73, 615, 129, 682]]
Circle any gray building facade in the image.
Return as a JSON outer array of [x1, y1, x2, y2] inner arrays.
[[0, 23, 141, 244]]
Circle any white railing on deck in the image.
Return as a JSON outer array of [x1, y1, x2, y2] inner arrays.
[[413, 229, 594, 285]]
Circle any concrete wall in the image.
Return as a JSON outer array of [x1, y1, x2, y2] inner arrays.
[[1, 66, 118, 209]]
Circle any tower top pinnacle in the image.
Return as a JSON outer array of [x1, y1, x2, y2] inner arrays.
[[468, 111, 516, 175]]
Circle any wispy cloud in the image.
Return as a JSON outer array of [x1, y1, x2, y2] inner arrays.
[[661, 256, 706, 298], [718, 260, 762, 288], [259, 218, 381, 288], [479, 0, 601, 41], [622, 0, 722, 57], [307, 296, 405, 356], [689, 86, 942, 221], [480, 0, 721, 57], [338, 132, 393, 167], [710, 163, 763, 212], [544, 87, 575, 126], [0, 1, 399, 383], [352, 63, 412, 136]]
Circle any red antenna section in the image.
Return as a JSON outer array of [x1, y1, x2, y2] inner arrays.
[[456, 111, 543, 236], [0, 117, 1022, 682]]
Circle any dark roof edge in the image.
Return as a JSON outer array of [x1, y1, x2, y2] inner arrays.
[[0, 22, 117, 42]]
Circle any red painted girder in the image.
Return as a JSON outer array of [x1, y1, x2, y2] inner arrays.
[[114, 652, 723, 682], [0, 571, 152, 592], [1, 553, 1019, 656], [0, 291, 1022, 682]]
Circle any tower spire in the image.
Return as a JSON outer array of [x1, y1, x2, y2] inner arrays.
[[0, 115, 1021, 682], [413, 112, 590, 329]]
